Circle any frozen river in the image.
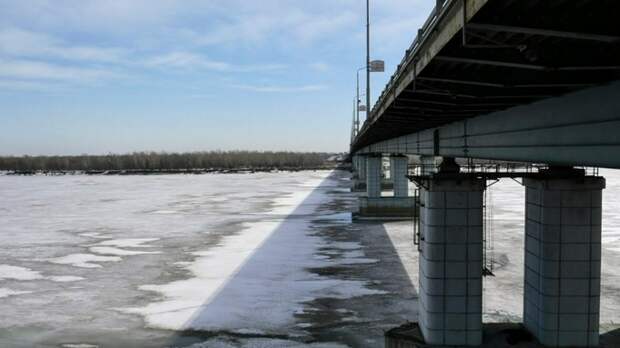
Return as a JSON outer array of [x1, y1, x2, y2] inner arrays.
[[0, 169, 620, 347]]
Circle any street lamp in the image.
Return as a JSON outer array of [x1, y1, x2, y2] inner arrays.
[[351, 92, 367, 144], [355, 61, 383, 134], [356, 67, 365, 133], [364, 0, 384, 122], [352, 1, 384, 138], [366, 0, 371, 121], [369, 59, 384, 72]]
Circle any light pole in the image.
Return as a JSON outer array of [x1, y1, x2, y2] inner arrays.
[[366, 0, 370, 121], [351, 98, 357, 145], [352, 1, 383, 139], [356, 62, 383, 133], [364, 0, 384, 122], [356, 66, 365, 133]]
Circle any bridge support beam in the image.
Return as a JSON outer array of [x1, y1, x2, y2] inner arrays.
[[390, 155, 409, 197], [523, 172, 605, 347], [418, 174, 484, 346], [355, 82, 620, 169]]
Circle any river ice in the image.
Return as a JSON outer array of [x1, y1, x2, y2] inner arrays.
[[1, 169, 620, 347]]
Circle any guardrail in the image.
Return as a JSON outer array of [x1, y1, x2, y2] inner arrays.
[[357, 0, 457, 138]]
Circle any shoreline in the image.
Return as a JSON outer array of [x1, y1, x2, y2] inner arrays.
[[0, 165, 345, 176]]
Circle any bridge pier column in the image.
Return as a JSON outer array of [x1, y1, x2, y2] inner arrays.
[[418, 174, 485, 346], [359, 156, 367, 182], [356, 154, 415, 219], [390, 155, 409, 197], [351, 155, 368, 192], [420, 155, 440, 175], [523, 172, 605, 347], [366, 155, 382, 198]]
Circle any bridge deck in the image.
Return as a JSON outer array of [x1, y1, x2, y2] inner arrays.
[[353, 0, 620, 152]]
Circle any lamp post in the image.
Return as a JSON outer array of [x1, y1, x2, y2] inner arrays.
[[364, 0, 384, 122], [356, 66, 365, 133], [351, 93, 366, 144], [351, 98, 357, 145], [355, 63, 382, 133], [366, 0, 370, 121], [353, 0, 384, 139]]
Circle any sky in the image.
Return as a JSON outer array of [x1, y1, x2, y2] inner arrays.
[[0, 0, 433, 155]]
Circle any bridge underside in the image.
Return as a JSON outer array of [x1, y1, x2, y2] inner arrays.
[[350, 1, 620, 346], [353, 0, 620, 165], [358, 81, 620, 168]]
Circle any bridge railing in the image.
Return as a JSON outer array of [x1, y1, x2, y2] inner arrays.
[[361, 0, 456, 136]]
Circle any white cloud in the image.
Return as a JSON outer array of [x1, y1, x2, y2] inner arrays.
[[144, 52, 231, 71], [292, 11, 358, 44], [0, 0, 434, 94], [0, 59, 122, 83], [309, 62, 330, 72], [0, 28, 126, 63], [144, 51, 286, 73], [231, 84, 327, 93], [190, 9, 359, 48], [0, 79, 64, 92], [0, 1, 362, 48]]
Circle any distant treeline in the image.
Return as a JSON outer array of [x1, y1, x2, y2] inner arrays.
[[0, 151, 336, 172]]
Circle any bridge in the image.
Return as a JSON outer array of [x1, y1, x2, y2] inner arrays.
[[349, 0, 620, 346]]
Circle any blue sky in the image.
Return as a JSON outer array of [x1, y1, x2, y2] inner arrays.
[[0, 0, 432, 155]]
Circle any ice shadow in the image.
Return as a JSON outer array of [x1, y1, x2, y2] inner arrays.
[[159, 169, 419, 347]]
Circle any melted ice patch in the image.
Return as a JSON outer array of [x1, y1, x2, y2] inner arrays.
[[89, 246, 160, 256], [337, 250, 379, 265], [0, 288, 32, 298], [337, 258, 379, 265], [47, 254, 121, 268], [79, 232, 109, 239], [0, 265, 85, 283], [95, 238, 159, 248], [61, 344, 99, 348], [314, 212, 352, 224], [150, 210, 178, 215], [323, 241, 362, 250], [48, 276, 85, 282], [0, 265, 44, 280]]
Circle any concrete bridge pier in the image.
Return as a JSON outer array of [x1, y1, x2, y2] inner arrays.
[[417, 169, 485, 346], [366, 155, 382, 198], [351, 155, 359, 175], [390, 155, 409, 197], [523, 170, 605, 347], [358, 155, 367, 182], [419, 155, 440, 175], [352, 155, 368, 192], [356, 153, 416, 219]]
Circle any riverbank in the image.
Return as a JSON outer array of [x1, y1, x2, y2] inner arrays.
[[1, 164, 345, 176]]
